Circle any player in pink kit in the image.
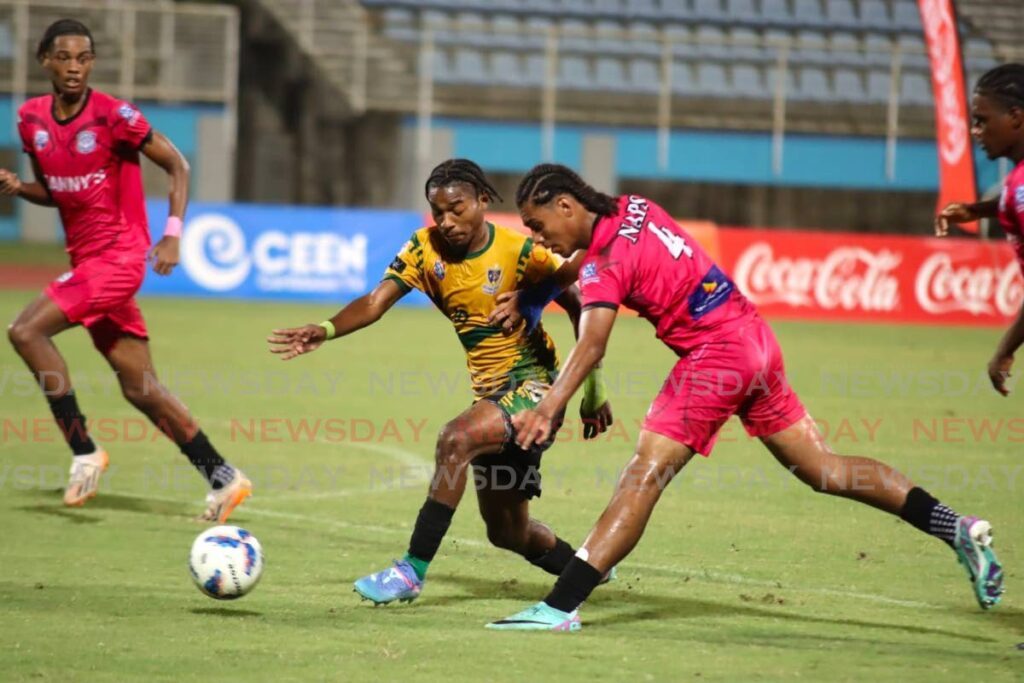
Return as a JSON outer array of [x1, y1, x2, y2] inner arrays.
[[488, 164, 1004, 631], [937, 63, 1024, 397], [0, 20, 250, 521]]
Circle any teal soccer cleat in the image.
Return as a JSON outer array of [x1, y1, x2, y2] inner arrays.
[[353, 559, 423, 605], [953, 516, 1004, 610], [485, 602, 581, 632]]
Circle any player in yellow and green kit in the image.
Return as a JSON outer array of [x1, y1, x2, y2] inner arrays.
[[268, 159, 613, 604]]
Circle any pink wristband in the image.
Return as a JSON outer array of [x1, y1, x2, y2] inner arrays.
[[164, 216, 183, 238]]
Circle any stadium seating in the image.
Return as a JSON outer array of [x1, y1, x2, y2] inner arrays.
[[362, 0, 998, 105]]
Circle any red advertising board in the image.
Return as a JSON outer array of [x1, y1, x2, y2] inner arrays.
[[718, 228, 1022, 326]]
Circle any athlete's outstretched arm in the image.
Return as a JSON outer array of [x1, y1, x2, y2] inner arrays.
[[0, 156, 55, 206], [141, 131, 190, 275], [489, 251, 586, 333], [989, 304, 1024, 396], [513, 305, 618, 449], [267, 279, 407, 360], [935, 198, 999, 236]]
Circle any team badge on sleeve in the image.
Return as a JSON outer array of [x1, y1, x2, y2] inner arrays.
[[580, 262, 599, 283], [33, 130, 50, 151], [1015, 186, 1024, 216], [75, 130, 98, 154], [117, 103, 140, 124]]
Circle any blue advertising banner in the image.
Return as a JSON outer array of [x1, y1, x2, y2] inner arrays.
[[141, 201, 428, 304]]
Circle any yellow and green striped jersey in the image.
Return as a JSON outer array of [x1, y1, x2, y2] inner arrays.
[[383, 222, 561, 398]]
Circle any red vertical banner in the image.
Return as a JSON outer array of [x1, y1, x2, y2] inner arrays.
[[918, 0, 978, 232]]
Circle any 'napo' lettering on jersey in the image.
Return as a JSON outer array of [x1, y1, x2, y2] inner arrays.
[[45, 170, 107, 193], [617, 195, 649, 243]]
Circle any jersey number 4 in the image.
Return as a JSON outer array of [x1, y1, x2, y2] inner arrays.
[[647, 221, 693, 259]]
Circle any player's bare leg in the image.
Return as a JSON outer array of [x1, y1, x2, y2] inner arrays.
[[102, 335, 251, 521], [476, 486, 578, 575], [762, 414, 1003, 608], [7, 294, 108, 505]]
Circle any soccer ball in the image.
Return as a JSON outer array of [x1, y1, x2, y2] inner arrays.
[[188, 525, 264, 600]]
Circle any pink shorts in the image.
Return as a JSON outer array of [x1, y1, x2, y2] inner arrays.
[[45, 252, 148, 354], [644, 319, 806, 455]]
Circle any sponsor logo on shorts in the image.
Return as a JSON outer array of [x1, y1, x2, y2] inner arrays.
[[33, 130, 50, 151], [75, 130, 97, 154]]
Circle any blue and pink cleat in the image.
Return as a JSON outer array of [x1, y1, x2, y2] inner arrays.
[[353, 559, 423, 605], [953, 516, 1004, 610]]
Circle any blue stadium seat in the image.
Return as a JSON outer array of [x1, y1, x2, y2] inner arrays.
[[697, 62, 730, 95], [559, 55, 593, 88], [769, 66, 797, 95], [524, 53, 547, 84], [730, 27, 763, 61], [595, 57, 629, 90], [696, 25, 728, 59], [964, 38, 997, 71], [763, 29, 792, 61], [795, 66, 831, 100], [791, 0, 826, 27], [455, 11, 489, 47], [858, 0, 891, 31], [726, 0, 758, 22], [489, 14, 524, 49], [732, 64, 768, 98], [592, 0, 626, 16], [629, 58, 661, 91], [491, 51, 526, 85], [453, 48, 488, 83], [866, 70, 891, 102], [627, 0, 662, 19], [659, 0, 693, 21], [829, 32, 864, 67], [594, 19, 627, 54], [559, 18, 590, 52], [558, 0, 591, 14], [833, 68, 866, 102], [864, 33, 894, 67], [891, 0, 922, 31], [900, 72, 932, 105], [693, 0, 725, 21], [628, 21, 662, 57], [823, 0, 858, 29], [381, 8, 419, 42], [897, 34, 928, 69], [671, 61, 696, 94], [794, 29, 829, 65], [665, 25, 697, 58], [761, 0, 792, 23]]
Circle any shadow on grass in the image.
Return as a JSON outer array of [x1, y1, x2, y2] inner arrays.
[[14, 488, 193, 519], [429, 573, 998, 645], [190, 607, 264, 618]]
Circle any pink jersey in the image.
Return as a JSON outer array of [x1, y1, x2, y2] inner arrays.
[[998, 159, 1024, 272], [579, 195, 758, 354], [17, 89, 153, 265]]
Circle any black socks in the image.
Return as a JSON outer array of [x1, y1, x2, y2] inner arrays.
[[407, 498, 456, 563], [543, 555, 604, 613], [527, 538, 576, 576], [179, 430, 232, 489], [48, 391, 96, 455], [899, 486, 958, 547]]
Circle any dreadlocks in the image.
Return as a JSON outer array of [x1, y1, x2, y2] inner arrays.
[[424, 159, 503, 203], [37, 19, 94, 61], [515, 164, 618, 217], [975, 63, 1024, 110]]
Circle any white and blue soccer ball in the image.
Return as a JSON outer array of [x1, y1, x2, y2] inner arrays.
[[189, 525, 264, 600]]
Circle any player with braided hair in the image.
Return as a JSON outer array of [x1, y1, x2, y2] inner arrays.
[[269, 159, 613, 605], [487, 164, 1003, 631], [937, 63, 1024, 397]]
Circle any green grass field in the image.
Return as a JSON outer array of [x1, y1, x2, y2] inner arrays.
[[0, 288, 1022, 682]]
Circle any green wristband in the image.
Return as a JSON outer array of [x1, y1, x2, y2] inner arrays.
[[318, 320, 336, 340], [581, 366, 607, 413]]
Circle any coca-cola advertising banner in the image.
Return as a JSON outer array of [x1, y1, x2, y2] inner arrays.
[[918, 0, 978, 231], [719, 228, 1022, 326]]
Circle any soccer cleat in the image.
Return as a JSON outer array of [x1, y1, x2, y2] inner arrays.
[[199, 470, 252, 524], [63, 449, 109, 506], [600, 566, 617, 585], [353, 559, 423, 605], [953, 516, 1004, 610], [486, 602, 581, 632]]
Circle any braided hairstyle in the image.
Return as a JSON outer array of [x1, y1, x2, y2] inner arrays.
[[515, 164, 618, 217], [975, 63, 1024, 110], [37, 19, 94, 61], [424, 158, 503, 202]]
